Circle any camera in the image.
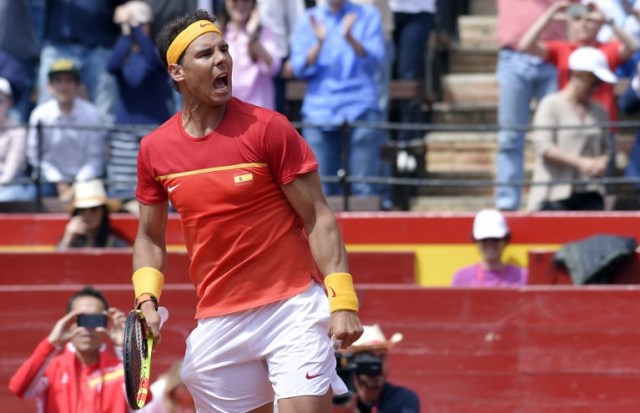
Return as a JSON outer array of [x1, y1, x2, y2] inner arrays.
[[332, 351, 383, 405], [77, 313, 107, 328]]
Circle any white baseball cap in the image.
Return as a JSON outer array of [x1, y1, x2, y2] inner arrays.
[[0, 77, 12, 97], [568, 46, 617, 84], [473, 209, 509, 240]]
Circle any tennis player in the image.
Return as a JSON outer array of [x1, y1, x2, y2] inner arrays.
[[131, 9, 363, 413]]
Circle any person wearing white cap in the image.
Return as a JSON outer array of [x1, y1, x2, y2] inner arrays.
[[57, 179, 128, 249], [451, 209, 527, 287], [527, 46, 615, 211], [339, 324, 419, 413], [0, 77, 36, 202]]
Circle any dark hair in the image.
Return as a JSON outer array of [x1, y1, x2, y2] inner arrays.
[[66, 285, 109, 313], [155, 9, 218, 91], [70, 204, 112, 247]]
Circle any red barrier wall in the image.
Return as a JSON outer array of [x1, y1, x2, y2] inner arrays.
[[3, 285, 640, 413], [0, 250, 416, 285], [528, 250, 640, 285], [3, 212, 640, 246]]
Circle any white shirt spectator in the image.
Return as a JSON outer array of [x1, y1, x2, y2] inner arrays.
[[389, 0, 436, 13], [27, 97, 105, 183]]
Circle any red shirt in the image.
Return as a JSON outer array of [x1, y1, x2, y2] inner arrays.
[[137, 98, 322, 318], [545, 40, 622, 121], [9, 338, 127, 413]]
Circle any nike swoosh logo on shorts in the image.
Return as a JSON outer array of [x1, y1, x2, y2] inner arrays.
[[305, 372, 322, 380], [168, 184, 181, 193]]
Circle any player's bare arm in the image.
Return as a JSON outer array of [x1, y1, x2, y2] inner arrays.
[[280, 171, 363, 349], [132, 201, 169, 338]]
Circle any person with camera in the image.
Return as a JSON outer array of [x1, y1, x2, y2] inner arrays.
[[342, 324, 420, 413], [8, 286, 129, 413]]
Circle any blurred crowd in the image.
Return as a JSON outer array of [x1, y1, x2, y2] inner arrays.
[[4, 0, 640, 214], [0, 0, 447, 212]]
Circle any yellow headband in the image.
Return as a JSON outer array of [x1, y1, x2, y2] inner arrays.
[[166, 20, 222, 65]]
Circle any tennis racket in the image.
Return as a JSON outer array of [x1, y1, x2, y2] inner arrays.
[[123, 310, 154, 410]]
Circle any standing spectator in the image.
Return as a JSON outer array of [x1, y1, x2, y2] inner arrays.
[[27, 59, 106, 201], [347, 324, 420, 413], [389, 0, 436, 142], [494, 0, 566, 211], [257, 0, 305, 114], [0, 78, 35, 201], [107, 1, 172, 202], [57, 179, 130, 249], [218, 0, 281, 109], [8, 286, 128, 413], [0, 0, 39, 123], [527, 47, 615, 211], [451, 209, 527, 287], [36, 0, 125, 124], [290, 0, 386, 198]]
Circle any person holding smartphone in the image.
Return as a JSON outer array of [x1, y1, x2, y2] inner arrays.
[[9, 286, 129, 413]]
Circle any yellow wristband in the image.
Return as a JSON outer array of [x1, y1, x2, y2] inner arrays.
[[324, 272, 359, 313], [132, 267, 165, 302]]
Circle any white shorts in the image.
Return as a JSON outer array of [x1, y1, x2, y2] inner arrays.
[[180, 282, 347, 413]]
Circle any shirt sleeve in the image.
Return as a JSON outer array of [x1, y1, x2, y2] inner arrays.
[[262, 114, 317, 185], [531, 96, 557, 157], [8, 338, 60, 399], [136, 135, 168, 204], [290, 10, 319, 79]]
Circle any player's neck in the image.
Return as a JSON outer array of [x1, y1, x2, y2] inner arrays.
[[181, 100, 226, 138]]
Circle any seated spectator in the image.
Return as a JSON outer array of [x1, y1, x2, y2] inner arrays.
[[0, 77, 35, 201], [218, 0, 281, 109], [139, 359, 196, 413], [289, 0, 386, 198], [57, 179, 129, 249], [451, 209, 527, 287], [8, 286, 129, 413], [26, 59, 106, 202], [527, 47, 615, 211], [107, 1, 173, 202], [344, 324, 419, 413]]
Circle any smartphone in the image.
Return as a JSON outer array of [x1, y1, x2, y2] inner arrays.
[[77, 313, 107, 328]]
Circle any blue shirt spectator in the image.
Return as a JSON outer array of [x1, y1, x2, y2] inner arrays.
[[289, 0, 386, 199], [290, 1, 384, 125], [106, 26, 171, 125]]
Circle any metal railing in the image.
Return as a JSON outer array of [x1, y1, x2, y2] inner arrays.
[[1, 117, 640, 212]]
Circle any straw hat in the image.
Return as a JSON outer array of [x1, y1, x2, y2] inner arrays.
[[72, 179, 121, 212], [349, 324, 403, 353]]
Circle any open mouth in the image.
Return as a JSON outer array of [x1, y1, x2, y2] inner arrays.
[[213, 73, 228, 90]]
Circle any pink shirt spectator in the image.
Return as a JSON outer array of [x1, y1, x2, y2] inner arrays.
[[226, 24, 281, 110], [497, 0, 567, 49], [451, 263, 528, 287]]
